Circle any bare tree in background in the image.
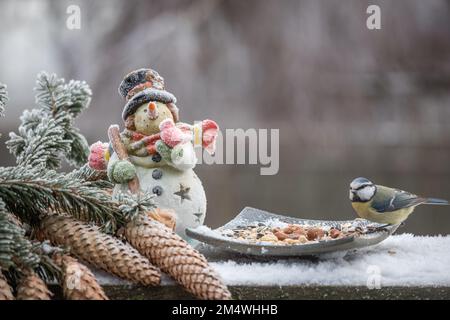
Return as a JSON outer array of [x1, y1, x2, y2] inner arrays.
[[1, 0, 450, 235]]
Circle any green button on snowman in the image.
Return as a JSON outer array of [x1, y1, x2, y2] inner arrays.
[[88, 68, 219, 240]]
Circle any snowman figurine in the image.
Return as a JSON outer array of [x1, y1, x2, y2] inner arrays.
[[89, 69, 218, 240]]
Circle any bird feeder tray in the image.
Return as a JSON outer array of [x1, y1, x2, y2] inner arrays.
[[186, 207, 399, 257]]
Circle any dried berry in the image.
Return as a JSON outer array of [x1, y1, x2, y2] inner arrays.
[[330, 228, 341, 239], [288, 233, 300, 240], [274, 231, 288, 241], [283, 226, 294, 234], [298, 235, 308, 243], [307, 228, 325, 241], [292, 226, 306, 236]]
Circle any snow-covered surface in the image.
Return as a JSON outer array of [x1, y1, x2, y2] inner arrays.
[[211, 234, 450, 286], [94, 268, 175, 286], [96, 234, 450, 287]]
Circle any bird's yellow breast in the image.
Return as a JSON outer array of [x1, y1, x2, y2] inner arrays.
[[351, 201, 415, 225]]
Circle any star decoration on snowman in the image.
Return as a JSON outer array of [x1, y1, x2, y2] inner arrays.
[[174, 183, 191, 202], [88, 68, 219, 240], [193, 211, 203, 223]]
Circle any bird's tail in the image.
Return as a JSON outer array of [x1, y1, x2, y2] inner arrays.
[[425, 198, 449, 205]]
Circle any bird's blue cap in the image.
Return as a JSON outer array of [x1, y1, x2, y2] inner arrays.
[[350, 177, 373, 189]]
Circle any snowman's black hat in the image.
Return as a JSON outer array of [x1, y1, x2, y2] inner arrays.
[[119, 68, 177, 120]]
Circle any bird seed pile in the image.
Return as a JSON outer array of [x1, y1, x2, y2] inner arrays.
[[220, 222, 365, 245]]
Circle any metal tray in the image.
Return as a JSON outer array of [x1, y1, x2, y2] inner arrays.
[[186, 207, 399, 257]]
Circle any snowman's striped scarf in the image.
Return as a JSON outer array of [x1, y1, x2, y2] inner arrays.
[[122, 129, 161, 157], [121, 120, 218, 157], [121, 123, 192, 157]]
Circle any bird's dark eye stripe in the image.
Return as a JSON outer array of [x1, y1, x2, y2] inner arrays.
[[351, 184, 370, 191]]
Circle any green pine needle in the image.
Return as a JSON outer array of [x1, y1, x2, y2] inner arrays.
[[0, 199, 40, 271], [117, 192, 156, 222], [67, 164, 111, 188], [7, 111, 72, 169], [8, 72, 92, 169], [0, 165, 124, 229]]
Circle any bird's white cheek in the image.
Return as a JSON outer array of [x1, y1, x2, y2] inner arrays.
[[349, 190, 354, 200], [357, 187, 375, 201]]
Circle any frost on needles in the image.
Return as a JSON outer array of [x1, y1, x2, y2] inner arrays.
[[0, 73, 127, 284], [7, 72, 92, 169]]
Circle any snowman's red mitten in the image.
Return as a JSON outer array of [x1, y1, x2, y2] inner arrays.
[[88, 141, 110, 171], [159, 118, 191, 148], [201, 119, 219, 154]]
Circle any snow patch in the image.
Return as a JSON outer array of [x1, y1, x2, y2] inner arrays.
[[211, 234, 450, 286], [95, 234, 450, 287]]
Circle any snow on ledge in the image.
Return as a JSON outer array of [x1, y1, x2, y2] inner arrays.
[[211, 233, 450, 287], [95, 234, 450, 287]]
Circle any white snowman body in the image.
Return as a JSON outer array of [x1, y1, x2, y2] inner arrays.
[[111, 147, 207, 240], [108, 68, 214, 241]]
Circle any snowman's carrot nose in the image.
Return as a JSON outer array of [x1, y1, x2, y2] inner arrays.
[[148, 102, 158, 120]]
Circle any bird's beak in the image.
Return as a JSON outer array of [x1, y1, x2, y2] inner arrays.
[[148, 102, 159, 120]]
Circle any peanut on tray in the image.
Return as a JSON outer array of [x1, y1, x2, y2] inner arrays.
[[220, 222, 364, 245]]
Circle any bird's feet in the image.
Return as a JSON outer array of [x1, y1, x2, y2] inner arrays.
[[365, 224, 391, 234]]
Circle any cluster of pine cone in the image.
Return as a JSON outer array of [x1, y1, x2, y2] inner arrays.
[[1, 213, 231, 300]]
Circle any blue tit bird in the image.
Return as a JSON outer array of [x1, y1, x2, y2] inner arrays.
[[349, 177, 448, 226]]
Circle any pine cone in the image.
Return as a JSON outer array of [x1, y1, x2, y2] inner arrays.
[[54, 254, 108, 300], [16, 272, 52, 300], [125, 215, 231, 300], [40, 215, 161, 286], [0, 271, 14, 300]]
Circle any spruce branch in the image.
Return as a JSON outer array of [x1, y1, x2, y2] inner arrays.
[[7, 111, 72, 169], [0, 200, 61, 283], [117, 192, 156, 222], [67, 164, 111, 188], [35, 72, 91, 118], [8, 72, 92, 169], [0, 199, 40, 271], [0, 166, 124, 229], [65, 128, 90, 167], [30, 242, 62, 283]]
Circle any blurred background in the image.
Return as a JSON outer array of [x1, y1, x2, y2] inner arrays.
[[1, 0, 449, 235]]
